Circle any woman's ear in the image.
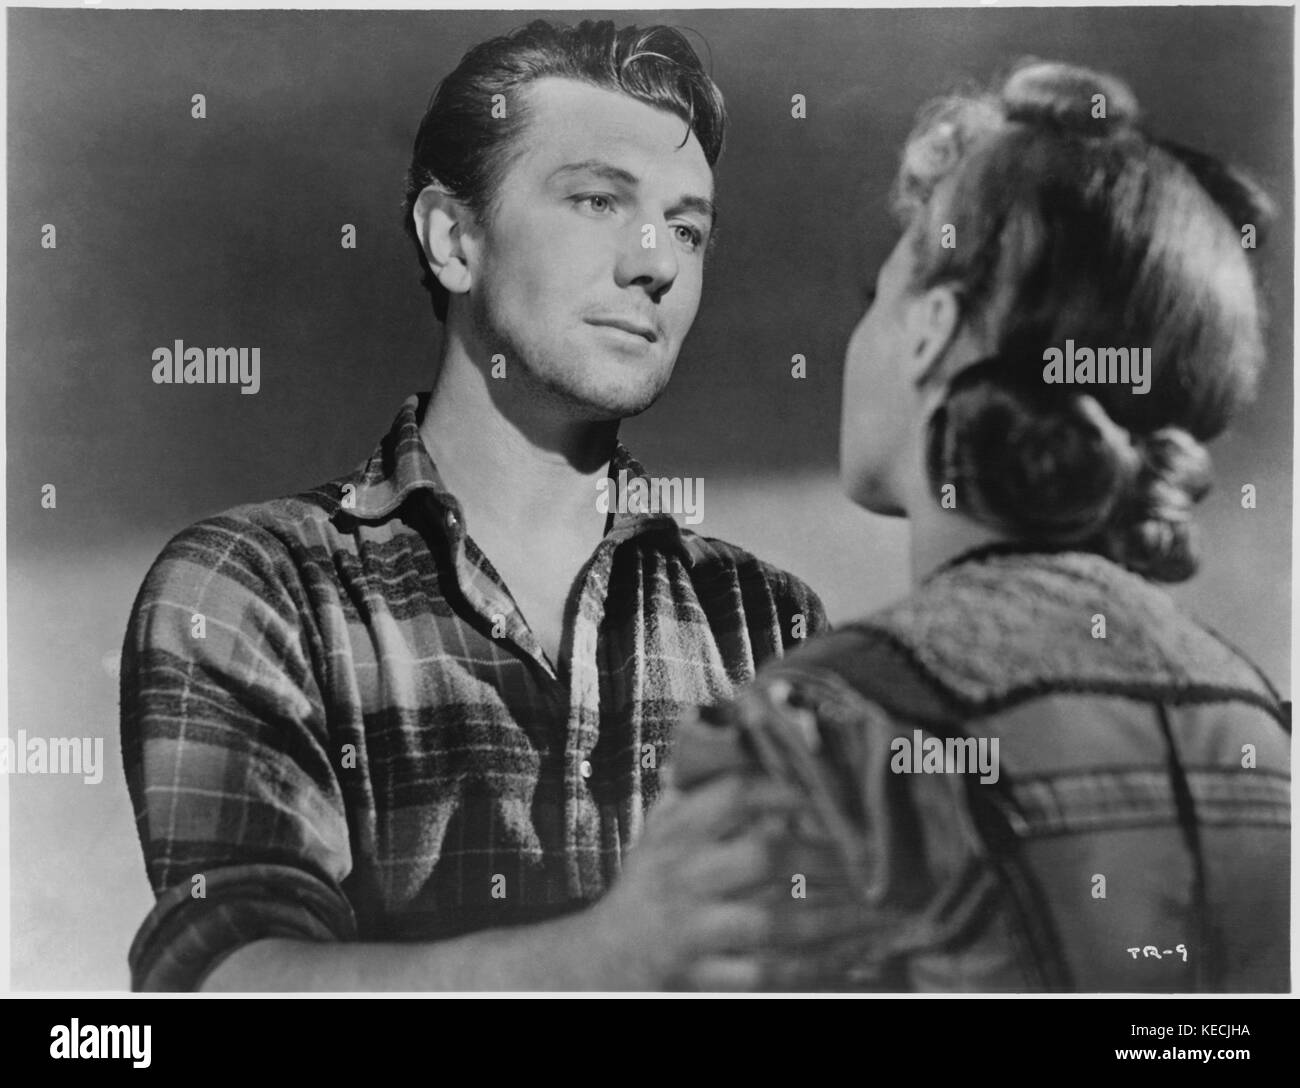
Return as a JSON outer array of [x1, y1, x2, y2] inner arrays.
[[902, 284, 963, 389], [412, 184, 476, 300]]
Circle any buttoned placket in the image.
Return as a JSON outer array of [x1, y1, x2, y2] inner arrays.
[[435, 497, 616, 899], [559, 516, 684, 896], [562, 538, 619, 899]]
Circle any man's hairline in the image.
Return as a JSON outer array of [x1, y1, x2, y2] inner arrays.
[[473, 74, 717, 227]]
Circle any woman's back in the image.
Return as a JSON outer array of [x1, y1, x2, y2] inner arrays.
[[672, 546, 1289, 991]]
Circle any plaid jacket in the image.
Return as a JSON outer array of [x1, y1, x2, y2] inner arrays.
[[673, 546, 1290, 992], [120, 393, 827, 990]]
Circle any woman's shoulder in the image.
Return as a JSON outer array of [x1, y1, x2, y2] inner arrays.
[[776, 547, 1285, 726]]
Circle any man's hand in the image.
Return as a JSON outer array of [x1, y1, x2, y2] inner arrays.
[[587, 773, 865, 991]]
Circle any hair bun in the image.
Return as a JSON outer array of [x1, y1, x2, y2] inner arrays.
[[929, 381, 1137, 546], [1001, 60, 1140, 137], [1106, 426, 1213, 582]]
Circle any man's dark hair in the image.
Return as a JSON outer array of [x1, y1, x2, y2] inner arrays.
[[402, 19, 727, 321]]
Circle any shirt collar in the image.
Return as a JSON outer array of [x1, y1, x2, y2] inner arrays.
[[335, 393, 693, 564], [603, 442, 693, 565]]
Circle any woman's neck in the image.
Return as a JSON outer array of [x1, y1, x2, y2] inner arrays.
[[906, 495, 1016, 587]]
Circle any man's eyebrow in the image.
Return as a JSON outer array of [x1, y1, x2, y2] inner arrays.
[[549, 159, 717, 225], [670, 194, 717, 226], [547, 159, 640, 187]]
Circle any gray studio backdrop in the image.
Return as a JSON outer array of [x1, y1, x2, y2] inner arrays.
[[7, 7, 1292, 989]]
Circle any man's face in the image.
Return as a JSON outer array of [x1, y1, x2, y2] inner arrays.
[[462, 77, 715, 422]]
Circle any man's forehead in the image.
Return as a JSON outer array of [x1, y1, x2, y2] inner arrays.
[[515, 77, 712, 191]]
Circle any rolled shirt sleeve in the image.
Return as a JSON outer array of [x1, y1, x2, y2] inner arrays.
[[120, 516, 357, 991]]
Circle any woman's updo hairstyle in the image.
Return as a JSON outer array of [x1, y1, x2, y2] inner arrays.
[[897, 60, 1274, 582]]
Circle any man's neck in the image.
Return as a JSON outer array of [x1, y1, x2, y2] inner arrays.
[[418, 336, 616, 547]]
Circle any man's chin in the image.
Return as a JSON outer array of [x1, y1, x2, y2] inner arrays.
[[550, 373, 672, 423], [607, 389, 665, 421]]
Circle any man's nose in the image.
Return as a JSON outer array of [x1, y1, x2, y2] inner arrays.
[[615, 219, 681, 297]]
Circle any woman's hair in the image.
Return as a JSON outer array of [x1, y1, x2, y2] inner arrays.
[[403, 19, 726, 322], [895, 60, 1274, 582]]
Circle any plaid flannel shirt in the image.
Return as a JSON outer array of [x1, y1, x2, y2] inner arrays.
[[120, 393, 827, 990]]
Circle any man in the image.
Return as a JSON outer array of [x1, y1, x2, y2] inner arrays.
[[120, 19, 830, 991]]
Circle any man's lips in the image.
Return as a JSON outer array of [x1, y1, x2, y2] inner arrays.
[[585, 317, 658, 343]]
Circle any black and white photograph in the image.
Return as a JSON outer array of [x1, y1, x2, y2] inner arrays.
[[3, 0, 1294, 1050]]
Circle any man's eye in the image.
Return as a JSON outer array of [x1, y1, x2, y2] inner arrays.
[[574, 194, 615, 214], [673, 223, 704, 250]]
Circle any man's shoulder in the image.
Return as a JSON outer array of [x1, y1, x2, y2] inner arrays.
[[206, 476, 351, 535], [676, 529, 824, 614], [140, 474, 358, 592]]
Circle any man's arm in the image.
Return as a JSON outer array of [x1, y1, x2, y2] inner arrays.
[[121, 516, 360, 990], [202, 916, 607, 992], [200, 774, 812, 992]]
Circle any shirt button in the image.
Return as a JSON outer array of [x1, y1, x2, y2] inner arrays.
[[579, 759, 593, 780]]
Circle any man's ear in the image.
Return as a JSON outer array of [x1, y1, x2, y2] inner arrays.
[[901, 284, 962, 389], [412, 184, 477, 300]]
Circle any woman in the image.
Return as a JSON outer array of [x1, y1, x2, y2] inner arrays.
[[669, 60, 1290, 991]]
